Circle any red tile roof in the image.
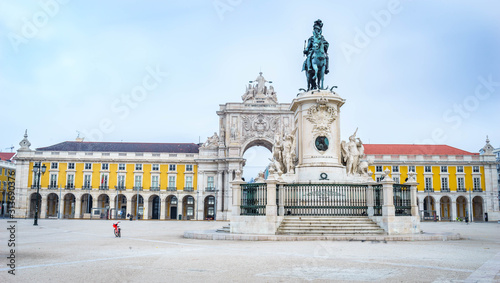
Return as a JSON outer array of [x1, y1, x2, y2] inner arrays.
[[363, 144, 478, 156], [37, 141, 199, 153], [0, 152, 16, 161]]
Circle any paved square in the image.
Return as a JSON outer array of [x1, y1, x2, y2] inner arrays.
[[1, 219, 499, 282]]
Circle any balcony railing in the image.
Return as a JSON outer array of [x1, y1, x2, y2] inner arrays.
[[457, 188, 466, 192], [424, 187, 434, 192], [48, 184, 58, 190], [133, 186, 143, 191], [82, 185, 92, 190], [440, 188, 450, 192], [31, 185, 40, 190], [115, 186, 126, 191], [184, 187, 194, 192], [473, 188, 483, 192], [167, 187, 177, 191], [99, 185, 109, 190], [205, 187, 216, 192], [150, 186, 160, 191], [65, 184, 75, 190]]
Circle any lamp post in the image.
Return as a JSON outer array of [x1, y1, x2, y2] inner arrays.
[[33, 163, 47, 226]]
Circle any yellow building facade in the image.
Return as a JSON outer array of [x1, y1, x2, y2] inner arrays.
[[365, 142, 499, 221], [14, 139, 220, 221], [0, 152, 16, 217]]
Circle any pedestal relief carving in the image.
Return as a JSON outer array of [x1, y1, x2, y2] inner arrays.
[[305, 97, 337, 137]]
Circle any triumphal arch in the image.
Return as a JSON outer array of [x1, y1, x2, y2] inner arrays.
[[196, 72, 294, 220]]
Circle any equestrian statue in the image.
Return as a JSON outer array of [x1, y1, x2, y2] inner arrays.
[[302, 19, 330, 91]]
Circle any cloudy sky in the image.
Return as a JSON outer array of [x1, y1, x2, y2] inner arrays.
[[1, 0, 499, 178]]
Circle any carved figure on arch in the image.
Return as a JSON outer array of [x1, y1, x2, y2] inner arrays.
[[202, 132, 219, 148]]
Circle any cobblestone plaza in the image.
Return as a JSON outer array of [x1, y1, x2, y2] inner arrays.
[[1, 219, 499, 282]]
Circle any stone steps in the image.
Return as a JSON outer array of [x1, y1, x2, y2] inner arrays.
[[277, 216, 385, 235], [216, 224, 230, 233]]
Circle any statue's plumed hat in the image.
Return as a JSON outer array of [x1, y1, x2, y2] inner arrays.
[[313, 19, 323, 29]]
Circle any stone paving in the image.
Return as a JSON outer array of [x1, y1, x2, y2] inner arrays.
[[1, 219, 499, 282]]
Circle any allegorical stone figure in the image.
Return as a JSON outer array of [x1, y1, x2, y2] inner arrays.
[[341, 128, 365, 175], [269, 132, 296, 175]]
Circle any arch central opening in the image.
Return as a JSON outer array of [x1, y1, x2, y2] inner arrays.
[[242, 139, 273, 182]]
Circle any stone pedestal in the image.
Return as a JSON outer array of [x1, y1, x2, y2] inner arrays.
[[290, 90, 346, 182]]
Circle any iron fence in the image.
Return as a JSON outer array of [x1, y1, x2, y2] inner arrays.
[[373, 184, 383, 216], [281, 184, 368, 216], [240, 183, 267, 216], [393, 184, 411, 216]]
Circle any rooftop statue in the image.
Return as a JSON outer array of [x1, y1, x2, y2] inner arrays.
[[302, 19, 329, 90], [241, 72, 277, 103]]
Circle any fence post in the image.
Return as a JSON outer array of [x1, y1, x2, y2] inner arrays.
[[266, 173, 277, 217], [366, 175, 377, 217], [231, 170, 245, 217], [404, 171, 419, 217], [381, 169, 395, 217]]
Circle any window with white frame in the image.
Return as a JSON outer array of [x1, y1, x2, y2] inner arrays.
[[134, 175, 142, 188], [473, 177, 481, 189], [457, 166, 464, 173], [185, 176, 193, 188], [187, 207, 194, 216], [100, 174, 108, 187], [393, 177, 400, 183], [425, 177, 432, 189], [151, 175, 159, 188], [168, 176, 176, 188], [457, 177, 465, 189], [68, 163, 75, 170], [152, 164, 159, 171], [118, 163, 126, 171], [117, 175, 125, 188], [50, 174, 57, 187], [84, 163, 92, 170], [441, 177, 448, 189], [66, 174, 74, 188], [135, 164, 142, 171], [186, 164, 193, 171], [187, 197, 194, 205], [375, 166, 382, 172], [101, 163, 109, 170], [440, 166, 447, 173], [169, 164, 176, 171], [51, 162, 58, 169], [84, 175, 92, 187], [424, 166, 432, 173], [376, 176, 382, 182], [207, 176, 215, 188], [408, 166, 416, 173], [473, 166, 480, 173], [392, 166, 399, 173]]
